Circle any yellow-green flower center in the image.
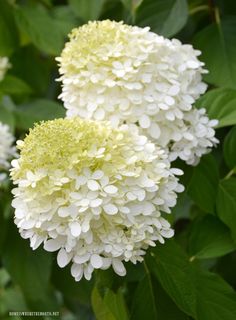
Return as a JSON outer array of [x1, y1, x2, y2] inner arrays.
[[13, 117, 131, 179], [58, 20, 134, 71]]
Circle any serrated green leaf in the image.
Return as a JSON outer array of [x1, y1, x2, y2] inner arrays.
[[0, 2, 18, 55], [10, 46, 52, 95], [196, 88, 236, 128], [147, 241, 196, 317], [52, 264, 93, 305], [91, 288, 115, 320], [135, 0, 188, 37], [103, 289, 129, 320], [187, 154, 219, 213], [0, 75, 32, 97], [224, 126, 236, 170], [69, 0, 105, 21], [147, 240, 236, 319], [52, 5, 78, 37], [193, 18, 236, 89], [131, 269, 157, 320], [189, 215, 235, 260], [217, 178, 236, 243], [92, 287, 129, 320], [153, 278, 189, 320], [15, 99, 65, 130], [2, 225, 58, 311], [14, 4, 64, 55], [0, 98, 15, 131], [0, 287, 28, 313]]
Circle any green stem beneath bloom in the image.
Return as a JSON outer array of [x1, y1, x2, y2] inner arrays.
[[189, 5, 209, 16], [224, 168, 236, 180]]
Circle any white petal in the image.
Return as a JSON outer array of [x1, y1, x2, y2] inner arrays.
[[70, 222, 81, 237], [74, 253, 90, 264], [104, 185, 118, 194], [71, 263, 83, 279], [87, 180, 100, 191], [44, 239, 61, 252], [90, 198, 103, 208], [103, 204, 118, 215], [112, 259, 126, 276], [149, 123, 160, 139], [139, 115, 151, 129], [21, 219, 35, 229], [57, 248, 71, 268], [92, 170, 104, 180], [90, 254, 103, 269], [160, 229, 174, 238]]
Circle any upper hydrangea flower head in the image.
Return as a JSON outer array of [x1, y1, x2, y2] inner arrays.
[[11, 117, 183, 281], [57, 20, 218, 165], [0, 56, 11, 82], [0, 121, 15, 182]]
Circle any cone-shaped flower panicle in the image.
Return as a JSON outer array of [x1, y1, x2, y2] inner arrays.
[[57, 20, 218, 165], [0, 121, 15, 182], [11, 117, 183, 281], [0, 56, 11, 81]]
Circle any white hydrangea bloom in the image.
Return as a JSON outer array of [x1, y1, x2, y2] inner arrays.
[[57, 20, 218, 165], [168, 108, 219, 165], [0, 121, 15, 175], [11, 118, 183, 281], [0, 56, 11, 81]]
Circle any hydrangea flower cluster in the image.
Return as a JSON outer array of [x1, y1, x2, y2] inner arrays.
[[0, 56, 11, 82], [11, 118, 183, 281], [0, 121, 15, 182], [57, 20, 218, 165]]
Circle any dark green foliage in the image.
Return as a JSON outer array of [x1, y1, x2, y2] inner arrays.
[[0, 0, 236, 319]]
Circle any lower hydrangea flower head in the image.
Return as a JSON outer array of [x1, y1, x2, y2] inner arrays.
[[11, 117, 183, 281], [56, 20, 218, 165], [0, 56, 11, 81], [0, 121, 15, 182]]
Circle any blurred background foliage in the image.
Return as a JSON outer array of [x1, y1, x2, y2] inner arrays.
[[0, 0, 236, 319]]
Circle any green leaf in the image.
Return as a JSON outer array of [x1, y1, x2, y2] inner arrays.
[[92, 287, 115, 320], [0, 75, 32, 97], [193, 18, 236, 89], [217, 178, 236, 243], [52, 5, 78, 37], [135, 0, 188, 37], [15, 99, 65, 130], [224, 126, 236, 170], [52, 264, 93, 305], [147, 241, 196, 317], [187, 154, 219, 213], [0, 287, 28, 313], [14, 4, 64, 55], [69, 0, 105, 21], [103, 289, 129, 320], [0, 213, 9, 255], [0, 269, 10, 288], [217, 0, 236, 15], [0, 2, 18, 55], [189, 215, 235, 260], [196, 88, 236, 128], [92, 287, 129, 320], [147, 240, 236, 319], [153, 278, 189, 320], [2, 225, 58, 311], [11, 46, 52, 95], [131, 268, 157, 320], [0, 97, 15, 131], [120, 0, 143, 11]]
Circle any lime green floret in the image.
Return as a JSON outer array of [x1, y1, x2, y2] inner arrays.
[[59, 20, 132, 71], [13, 117, 132, 179]]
